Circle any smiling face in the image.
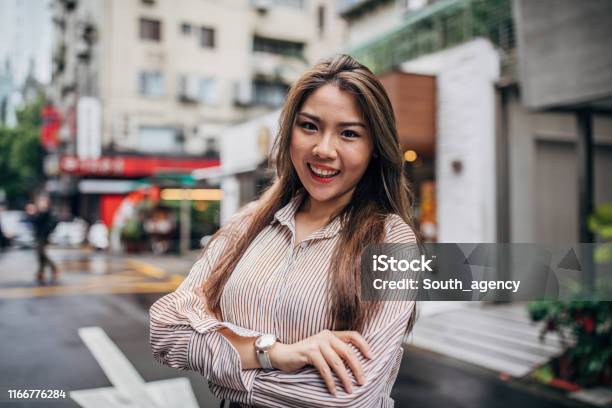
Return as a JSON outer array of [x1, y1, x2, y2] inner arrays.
[[290, 84, 375, 212]]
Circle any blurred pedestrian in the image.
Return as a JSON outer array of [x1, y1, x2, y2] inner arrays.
[[28, 196, 59, 284], [0, 214, 8, 250], [0, 205, 8, 250]]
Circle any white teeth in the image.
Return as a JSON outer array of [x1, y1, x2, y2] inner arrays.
[[308, 164, 340, 177]]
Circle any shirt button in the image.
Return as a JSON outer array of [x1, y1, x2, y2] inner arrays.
[[300, 242, 307, 249]]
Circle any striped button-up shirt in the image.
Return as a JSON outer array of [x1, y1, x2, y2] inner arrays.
[[149, 196, 416, 407]]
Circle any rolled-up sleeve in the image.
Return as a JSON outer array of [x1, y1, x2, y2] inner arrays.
[[149, 207, 263, 396], [247, 300, 415, 408]]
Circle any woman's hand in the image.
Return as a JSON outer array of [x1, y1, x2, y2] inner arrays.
[[268, 330, 372, 396]]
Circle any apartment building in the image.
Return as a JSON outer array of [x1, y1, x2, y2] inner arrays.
[[339, 0, 612, 244], [48, 0, 346, 224]]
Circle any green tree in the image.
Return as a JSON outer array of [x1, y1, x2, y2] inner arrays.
[[0, 93, 45, 207]]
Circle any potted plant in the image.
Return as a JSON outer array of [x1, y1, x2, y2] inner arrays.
[[528, 203, 612, 388], [120, 214, 145, 253]]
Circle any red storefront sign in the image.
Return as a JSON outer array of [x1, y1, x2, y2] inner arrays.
[[59, 155, 219, 177], [41, 105, 61, 150]]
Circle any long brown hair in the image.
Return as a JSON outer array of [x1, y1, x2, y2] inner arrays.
[[202, 54, 416, 332]]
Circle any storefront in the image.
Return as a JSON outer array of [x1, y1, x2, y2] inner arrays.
[[379, 71, 437, 241], [58, 154, 220, 237]]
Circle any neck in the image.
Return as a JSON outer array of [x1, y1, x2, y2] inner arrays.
[[300, 189, 354, 222]]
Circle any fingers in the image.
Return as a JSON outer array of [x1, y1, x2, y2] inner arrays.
[[334, 331, 372, 360], [310, 351, 337, 396], [330, 336, 365, 386], [320, 343, 352, 394]]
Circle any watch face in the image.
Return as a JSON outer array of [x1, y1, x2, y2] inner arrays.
[[256, 334, 276, 350]]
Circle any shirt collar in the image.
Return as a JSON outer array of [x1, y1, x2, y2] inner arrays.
[[272, 195, 343, 240]]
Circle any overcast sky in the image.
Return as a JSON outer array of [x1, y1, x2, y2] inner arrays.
[[0, 0, 52, 85]]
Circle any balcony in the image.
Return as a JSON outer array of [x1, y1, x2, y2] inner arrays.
[[338, 0, 391, 18], [349, 0, 515, 77], [252, 52, 307, 84]]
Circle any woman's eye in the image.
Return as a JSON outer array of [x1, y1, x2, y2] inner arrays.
[[299, 122, 317, 131], [341, 130, 359, 139]]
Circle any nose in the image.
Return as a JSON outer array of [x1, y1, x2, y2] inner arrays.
[[312, 132, 338, 160]]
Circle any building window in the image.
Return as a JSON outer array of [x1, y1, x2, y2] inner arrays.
[[199, 78, 219, 104], [251, 0, 304, 8], [253, 80, 288, 107], [181, 22, 192, 35], [399, 0, 431, 11], [137, 126, 182, 154], [139, 71, 164, 96], [281, 0, 304, 8], [200, 27, 215, 48], [178, 75, 219, 104], [203, 137, 220, 159], [139, 18, 161, 41], [178, 74, 198, 102], [253, 36, 304, 58]]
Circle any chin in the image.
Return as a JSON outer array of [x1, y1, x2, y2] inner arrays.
[[307, 191, 336, 204], [303, 184, 346, 205]]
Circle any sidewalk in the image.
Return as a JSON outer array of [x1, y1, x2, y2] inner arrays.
[[406, 302, 612, 406], [407, 302, 568, 377]]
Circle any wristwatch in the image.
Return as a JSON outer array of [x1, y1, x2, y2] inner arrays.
[[255, 334, 277, 370]]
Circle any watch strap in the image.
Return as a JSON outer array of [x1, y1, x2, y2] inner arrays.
[[256, 349, 274, 370]]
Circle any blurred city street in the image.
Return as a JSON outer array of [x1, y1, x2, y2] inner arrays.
[[1, 0, 611, 406], [0, 247, 595, 408]]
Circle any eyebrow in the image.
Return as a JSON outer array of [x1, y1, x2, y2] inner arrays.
[[297, 112, 367, 128]]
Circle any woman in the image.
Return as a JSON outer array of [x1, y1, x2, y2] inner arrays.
[[150, 54, 418, 408]]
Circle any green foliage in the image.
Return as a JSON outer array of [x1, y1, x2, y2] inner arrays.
[[193, 200, 220, 230], [120, 216, 145, 241], [528, 301, 612, 386], [589, 204, 612, 263], [0, 94, 45, 207]]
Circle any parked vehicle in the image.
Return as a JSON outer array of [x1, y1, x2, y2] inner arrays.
[[87, 220, 109, 250], [49, 218, 88, 247], [0, 210, 35, 248]]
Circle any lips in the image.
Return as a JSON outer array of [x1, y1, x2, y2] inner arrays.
[[307, 163, 340, 184]]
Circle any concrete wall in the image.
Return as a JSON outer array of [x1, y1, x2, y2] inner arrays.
[[218, 109, 280, 224], [505, 88, 612, 243], [343, 1, 402, 48], [400, 39, 500, 243], [514, 0, 612, 109]]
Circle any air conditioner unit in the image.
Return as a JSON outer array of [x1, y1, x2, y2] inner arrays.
[[234, 79, 253, 106], [178, 75, 200, 103], [252, 0, 272, 13]]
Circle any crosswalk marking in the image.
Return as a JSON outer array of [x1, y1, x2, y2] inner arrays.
[[71, 327, 199, 408], [0, 259, 184, 299]]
